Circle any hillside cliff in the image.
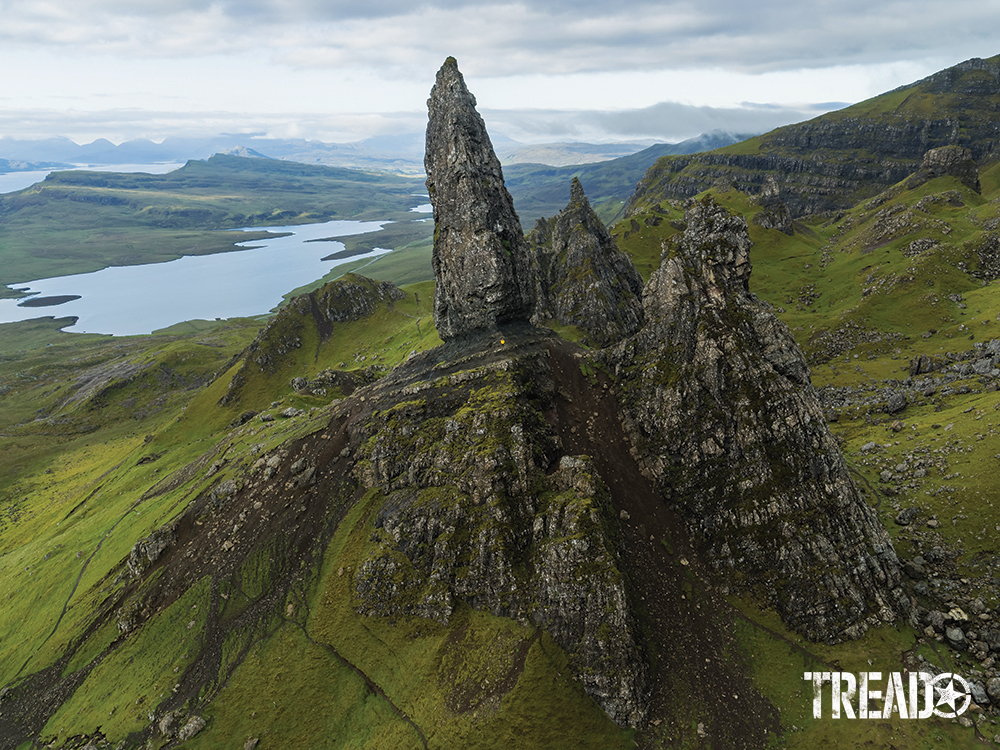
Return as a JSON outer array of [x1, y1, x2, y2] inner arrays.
[[220, 274, 406, 407], [627, 55, 1000, 217]]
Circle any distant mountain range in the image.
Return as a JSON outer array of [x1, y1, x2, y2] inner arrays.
[[0, 129, 752, 175]]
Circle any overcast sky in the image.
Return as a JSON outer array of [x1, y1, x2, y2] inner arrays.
[[0, 0, 996, 146]]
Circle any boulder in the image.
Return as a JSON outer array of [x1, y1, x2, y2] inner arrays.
[[945, 625, 968, 650], [177, 716, 206, 741], [126, 526, 175, 579], [987, 677, 1000, 704]]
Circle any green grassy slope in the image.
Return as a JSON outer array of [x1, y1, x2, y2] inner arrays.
[[0, 274, 639, 749], [8, 72, 1000, 746], [627, 54, 1000, 216], [4, 162, 997, 746]]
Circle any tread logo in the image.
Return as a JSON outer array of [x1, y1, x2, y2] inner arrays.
[[803, 671, 972, 719]]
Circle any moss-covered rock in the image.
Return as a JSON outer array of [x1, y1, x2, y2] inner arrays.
[[350, 350, 648, 726], [606, 196, 908, 641], [527, 178, 644, 348]]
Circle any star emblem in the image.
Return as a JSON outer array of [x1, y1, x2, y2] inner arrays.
[[929, 673, 972, 718]]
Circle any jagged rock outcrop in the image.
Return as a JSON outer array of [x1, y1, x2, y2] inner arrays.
[[971, 233, 1000, 280], [344, 60, 648, 728], [126, 526, 176, 579], [289, 367, 379, 398], [424, 57, 534, 339], [346, 65, 908, 731], [906, 145, 981, 193], [220, 273, 404, 405], [751, 175, 794, 235], [605, 196, 907, 641], [527, 178, 644, 347], [351, 347, 648, 726]]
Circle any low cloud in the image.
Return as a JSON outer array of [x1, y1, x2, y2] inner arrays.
[[0, 108, 427, 146], [0, 98, 842, 149], [483, 101, 844, 144]]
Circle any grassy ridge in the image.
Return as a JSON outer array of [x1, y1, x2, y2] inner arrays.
[[627, 55, 1000, 216]]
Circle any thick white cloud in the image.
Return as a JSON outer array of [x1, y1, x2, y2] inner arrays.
[[0, 0, 995, 143], [0, 0, 992, 72]]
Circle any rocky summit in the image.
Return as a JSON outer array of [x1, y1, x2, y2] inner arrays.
[[424, 57, 534, 339], [345, 62, 908, 728], [527, 177, 645, 347]]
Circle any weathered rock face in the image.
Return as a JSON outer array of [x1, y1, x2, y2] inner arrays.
[[345, 57, 648, 730], [906, 145, 981, 193], [351, 346, 648, 726], [606, 196, 908, 641], [220, 273, 404, 405], [751, 175, 794, 235], [126, 526, 176, 579], [527, 178, 644, 347], [425, 58, 534, 339]]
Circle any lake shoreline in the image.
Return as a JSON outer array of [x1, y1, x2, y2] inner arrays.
[[0, 219, 398, 336]]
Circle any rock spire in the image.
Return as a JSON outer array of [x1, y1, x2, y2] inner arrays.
[[527, 177, 644, 347], [607, 196, 908, 642], [424, 57, 534, 339]]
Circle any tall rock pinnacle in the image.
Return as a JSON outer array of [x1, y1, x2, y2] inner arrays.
[[527, 177, 644, 347], [424, 57, 534, 339], [607, 196, 907, 642]]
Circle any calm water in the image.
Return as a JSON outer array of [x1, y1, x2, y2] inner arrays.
[[0, 219, 393, 336]]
